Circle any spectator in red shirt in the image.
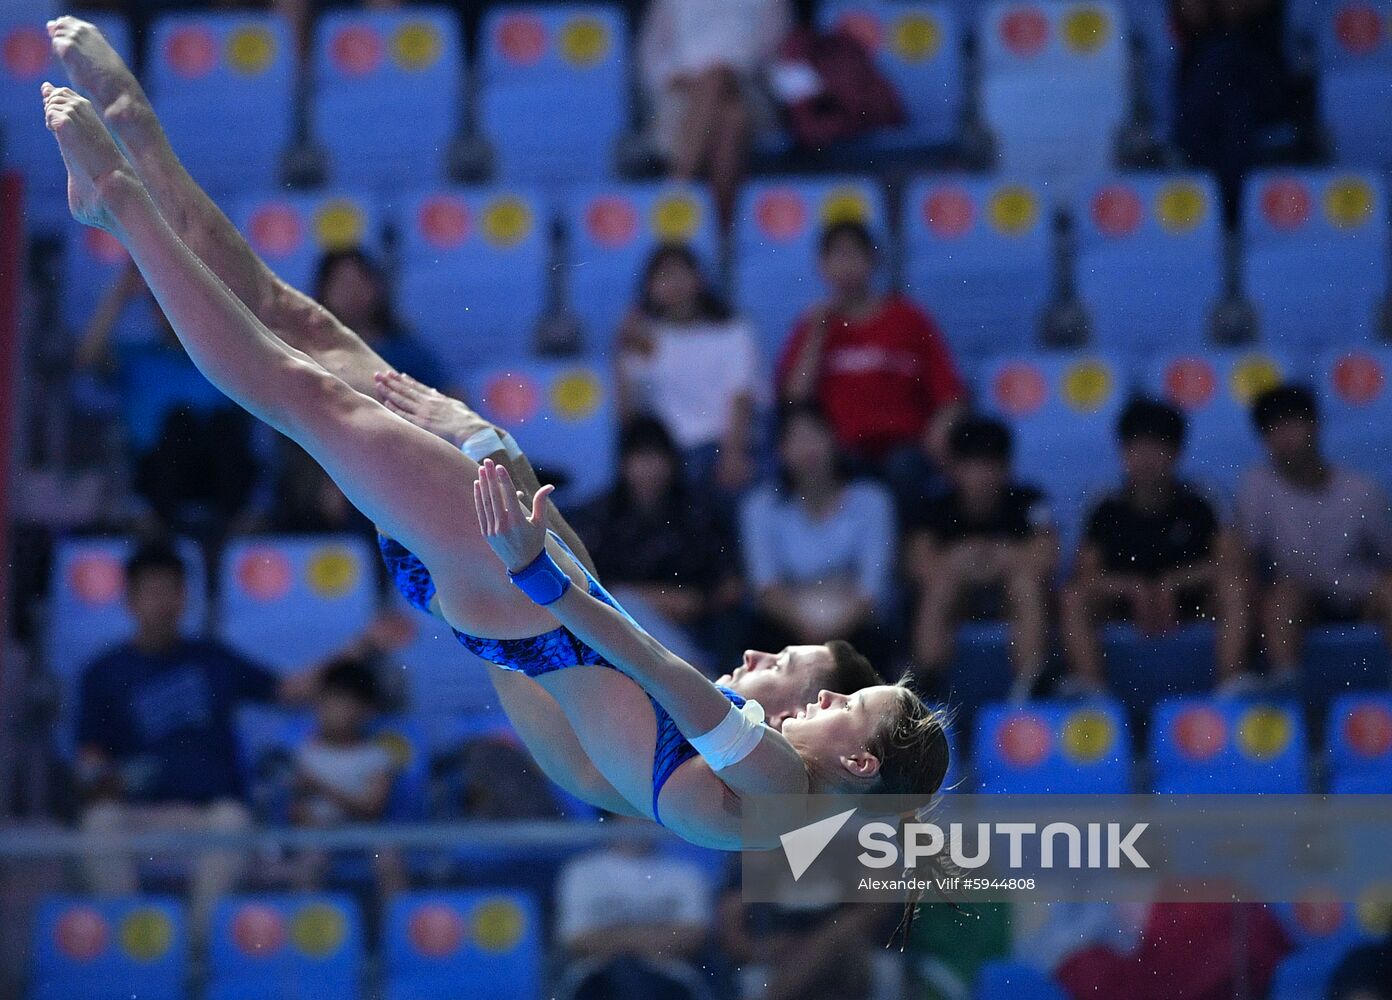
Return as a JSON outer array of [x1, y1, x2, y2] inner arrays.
[[778, 221, 966, 506]]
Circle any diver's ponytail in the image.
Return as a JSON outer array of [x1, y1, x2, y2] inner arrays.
[[889, 803, 965, 950]]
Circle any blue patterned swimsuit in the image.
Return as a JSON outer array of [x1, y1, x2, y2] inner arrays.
[[378, 533, 743, 824]]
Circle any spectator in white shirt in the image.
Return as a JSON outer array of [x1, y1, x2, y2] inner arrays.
[[638, 0, 792, 224], [615, 244, 762, 494], [555, 815, 715, 1000]]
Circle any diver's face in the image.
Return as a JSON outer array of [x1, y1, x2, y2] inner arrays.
[[716, 646, 833, 728], [780, 685, 900, 782]]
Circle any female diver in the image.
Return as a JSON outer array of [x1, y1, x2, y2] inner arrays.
[[40, 70, 947, 849]]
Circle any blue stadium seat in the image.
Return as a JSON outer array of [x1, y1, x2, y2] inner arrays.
[[949, 622, 1016, 726], [0, 13, 132, 229], [1241, 170, 1388, 352], [208, 895, 362, 1000], [218, 535, 378, 673], [1326, 693, 1392, 792], [972, 699, 1131, 793], [394, 187, 549, 374], [973, 959, 1067, 999], [1313, 2, 1392, 169], [1140, 348, 1291, 497], [31, 896, 186, 1000], [465, 359, 617, 504], [1315, 346, 1392, 493], [979, 351, 1125, 546], [478, 5, 628, 186], [901, 175, 1053, 373], [1071, 173, 1223, 363], [733, 176, 888, 359], [232, 190, 382, 296], [563, 181, 720, 355], [147, 13, 294, 197], [60, 225, 154, 341], [1269, 890, 1387, 1000], [1130, 1, 1177, 140], [817, 2, 965, 149], [312, 9, 462, 190], [1150, 697, 1308, 793], [1301, 626, 1392, 724], [45, 536, 208, 754], [384, 891, 540, 1000], [1101, 623, 1216, 718], [979, 1, 1130, 191]]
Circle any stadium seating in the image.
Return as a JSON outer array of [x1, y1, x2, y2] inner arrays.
[[44, 536, 208, 755], [1140, 348, 1290, 497], [1313, 1, 1392, 169], [1269, 890, 1389, 1000], [1102, 623, 1217, 718], [218, 535, 377, 674], [901, 175, 1053, 373], [394, 187, 550, 372], [466, 359, 618, 503], [393, 614, 502, 717], [208, 894, 363, 1000], [1315, 346, 1392, 493], [1240, 169, 1388, 352], [1150, 697, 1308, 793], [1326, 693, 1392, 792], [972, 959, 1068, 999], [0, 13, 132, 229], [311, 8, 462, 190], [817, 2, 966, 150], [733, 175, 889, 359], [232, 190, 383, 295], [972, 698, 1131, 793], [60, 225, 154, 341], [31, 896, 186, 1000], [1071, 173, 1224, 363], [562, 181, 720, 355], [1129, 0, 1177, 140], [477, 5, 629, 187], [147, 13, 294, 197], [978, 351, 1125, 546], [978, 1, 1130, 191], [384, 890, 541, 1000], [1300, 626, 1392, 725]]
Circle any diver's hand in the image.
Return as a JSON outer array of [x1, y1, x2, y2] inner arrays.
[[474, 459, 553, 573]]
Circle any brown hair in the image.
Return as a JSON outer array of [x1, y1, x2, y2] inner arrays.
[[822, 638, 882, 698]]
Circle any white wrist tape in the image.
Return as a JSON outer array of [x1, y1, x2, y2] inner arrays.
[[689, 699, 767, 770], [497, 428, 523, 460], [461, 428, 506, 461]]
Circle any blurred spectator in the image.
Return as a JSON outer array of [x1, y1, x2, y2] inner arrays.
[[1060, 399, 1251, 695], [1173, 0, 1291, 220], [572, 417, 742, 668], [555, 815, 714, 1000], [638, 0, 791, 226], [268, 439, 375, 542], [434, 731, 567, 820], [290, 657, 406, 901], [778, 221, 966, 506], [906, 417, 1057, 703], [1327, 934, 1392, 1000], [1238, 386, 1392, 685], [313, 249, 447, 391], [75, 541, 323, 930], [739, 402, 896, 664], [74, 264, 260, 536], [615, 244, 762, 493]]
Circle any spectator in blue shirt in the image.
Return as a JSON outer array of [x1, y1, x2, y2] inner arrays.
[[76, 541, 327, 931], [739, 402, 898, 667], [313, 249, 449, 392]]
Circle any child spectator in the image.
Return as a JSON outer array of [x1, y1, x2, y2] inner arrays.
[[778, 221, 965, 506], [1060, 399, 1251, 695], [291, 657, 405, 899], [907, 417, 1057, 702], [740, 402, 897, 664], [313, 249, 448, 391], [615, 244, 762, 493], [638, 0, 791, 226], [572, 417, 742, 668], [1238, 386, 1392, 686]]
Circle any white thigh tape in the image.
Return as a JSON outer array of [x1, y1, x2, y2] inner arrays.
[[461, 428, 506, 461], [689, 699, 767, 770]]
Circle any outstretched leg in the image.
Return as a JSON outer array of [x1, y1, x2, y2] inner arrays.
[[49, 16, 387, 394], [42, 84, 558, 642]]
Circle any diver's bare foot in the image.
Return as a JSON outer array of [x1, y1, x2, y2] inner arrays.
[[48, 17, 155, 146], [42, 83, 138, 231], [374, 370, 490, 447]]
